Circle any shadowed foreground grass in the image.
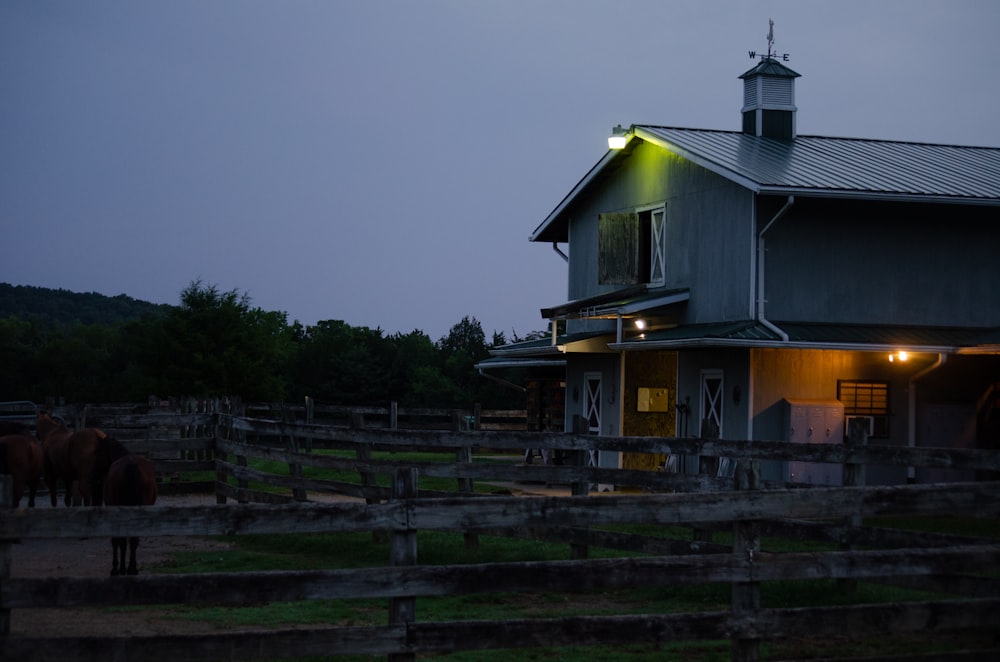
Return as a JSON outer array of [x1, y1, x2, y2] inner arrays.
[[143, 514, 999, 660]]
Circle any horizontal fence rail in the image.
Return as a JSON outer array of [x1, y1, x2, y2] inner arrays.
[[1, 403, 999, 661]]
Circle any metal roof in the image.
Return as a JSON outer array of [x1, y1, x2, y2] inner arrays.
[[637, 127, 1000, 202], [489, 330, 611, 358], [474, 356, 566, 371], [540, 286, 689, 320], [739, 58, 800, 79], [531, 128, 1000, 242]]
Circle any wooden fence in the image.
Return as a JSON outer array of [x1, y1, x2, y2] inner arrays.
[[1, 409, 999, 661]]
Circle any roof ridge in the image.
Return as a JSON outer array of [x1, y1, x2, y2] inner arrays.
[[633, 125, 1000, 151]]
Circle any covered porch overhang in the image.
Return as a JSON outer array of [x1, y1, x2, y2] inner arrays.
[[541, 286, 690, 344], [609, 320, 1000, 356]]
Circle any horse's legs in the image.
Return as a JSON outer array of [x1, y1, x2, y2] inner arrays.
[[111, 537, 125, 575], [127, 537, 140, 576]]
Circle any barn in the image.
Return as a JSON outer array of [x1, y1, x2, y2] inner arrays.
[[487, 50, 1000, 487]]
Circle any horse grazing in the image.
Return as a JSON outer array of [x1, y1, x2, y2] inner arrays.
[[96, 436, 158, 576], [36, 412, 108, 506], [0, 434, 44, 507]]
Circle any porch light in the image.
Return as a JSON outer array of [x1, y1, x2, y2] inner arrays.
[[888, 351, 909, 363], [634, 319, 646, 330], [608, 124, 628, 149]]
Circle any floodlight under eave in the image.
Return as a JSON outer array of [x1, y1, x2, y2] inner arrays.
[[608, 124, 628, 150]]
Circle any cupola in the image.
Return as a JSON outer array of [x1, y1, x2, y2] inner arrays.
[[739, 21, 801, 141]]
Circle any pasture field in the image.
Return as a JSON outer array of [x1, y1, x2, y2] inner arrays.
[[223, 450, 535, 497], [137, 515, 999, 661], [6, 411, 997, 661]]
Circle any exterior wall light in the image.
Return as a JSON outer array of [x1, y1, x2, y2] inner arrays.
[[888, 351, 909, 363], [608, 124, 629, 149], [634, 319, 646, 330]]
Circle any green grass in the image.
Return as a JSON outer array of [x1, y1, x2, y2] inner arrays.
[[865, 515, 1000, 538], [143, 515, 998, 660], [211, 450, 512, 496], [158, 457, 1000, 659]]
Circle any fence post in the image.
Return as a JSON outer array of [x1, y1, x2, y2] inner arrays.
[[389, 467, 418, 662], [214, 411, 228, 505], [694, 420, 721, 544], [303, 396, 314, 453], [570, 415, 590, 560], [0, 475, 11, 636], [453, 414, 480, 552], [352, 411, 379, 504], [281, 404, 306, 502], [731, 458, 761, 662], [841, 418, 869, 593]]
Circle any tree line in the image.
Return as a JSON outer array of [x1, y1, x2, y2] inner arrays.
[[0, 281, 543, 408]]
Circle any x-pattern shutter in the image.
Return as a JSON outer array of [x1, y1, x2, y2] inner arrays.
[[583, 373, 602, 469], [649, 207, 666, 286]]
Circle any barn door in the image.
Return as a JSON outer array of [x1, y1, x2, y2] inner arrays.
[[700, 369, 734, 477], [700, 370, 723, 438], [583, 372, 602, 469]]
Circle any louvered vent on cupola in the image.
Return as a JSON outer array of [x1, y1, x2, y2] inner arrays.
[[739, 57, 801, 141]]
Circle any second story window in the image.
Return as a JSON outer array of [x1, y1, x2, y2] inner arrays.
[[598, 204, 666, 287]]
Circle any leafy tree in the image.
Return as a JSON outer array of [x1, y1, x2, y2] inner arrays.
[[0, 316, 49, 401], [1, 281, 534, 410], [386, 330, 448, 405], [288, 320, 395, 405], [129, 281, 291, 400], [33, 323, 124, 402], [0, 282, 169, 329], [438, 317, 492, 408]]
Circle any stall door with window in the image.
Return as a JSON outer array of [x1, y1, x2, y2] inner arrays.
[[583, 372, 602, 470], [700, 370, 735, 477]]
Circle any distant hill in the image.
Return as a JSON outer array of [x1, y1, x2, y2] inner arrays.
[[0, 283, 172, 329]]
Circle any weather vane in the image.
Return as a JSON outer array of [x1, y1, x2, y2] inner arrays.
[[749, 18, 791, 62]]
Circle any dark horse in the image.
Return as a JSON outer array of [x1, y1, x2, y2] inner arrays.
[[95, 436, 158, 576], [0, 434, 44, 507], [36, 412, 108, 506]]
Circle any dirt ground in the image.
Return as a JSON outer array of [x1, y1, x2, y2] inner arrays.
[[7, 485, 561, 639], [8, 494, 242, 638]]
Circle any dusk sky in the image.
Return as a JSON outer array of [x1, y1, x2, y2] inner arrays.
[[3, 1, 999, 341]]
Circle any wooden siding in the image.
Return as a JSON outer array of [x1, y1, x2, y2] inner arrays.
[[564, 353, 621, 436], [763, 198, 1000, 327], [750, 348, 920, 485], [563, 140, 755, 324]]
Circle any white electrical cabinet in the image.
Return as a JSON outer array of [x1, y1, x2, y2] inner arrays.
[[785, 399, 845, 486]]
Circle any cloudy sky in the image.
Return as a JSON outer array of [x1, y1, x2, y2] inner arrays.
[[3, 1, 998, 340]]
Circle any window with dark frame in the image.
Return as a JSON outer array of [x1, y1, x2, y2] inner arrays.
[[837, 380, 890, 438]]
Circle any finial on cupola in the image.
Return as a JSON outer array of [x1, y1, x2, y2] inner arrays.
[[740, 19, 801, 141]]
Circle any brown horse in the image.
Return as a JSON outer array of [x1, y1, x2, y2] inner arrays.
[[35, 412, 107, 506], [96, 436, 158, 576], [0, 434, 44, 507]]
